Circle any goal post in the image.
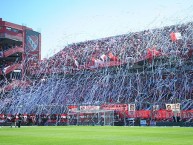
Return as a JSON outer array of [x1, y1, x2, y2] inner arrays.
[[67, 109, 114, 126]]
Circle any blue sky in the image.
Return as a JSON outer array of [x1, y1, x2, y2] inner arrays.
[[1, 0, 193, 59]]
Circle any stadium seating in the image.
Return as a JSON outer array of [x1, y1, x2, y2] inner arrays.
[[1, 22, 193, 125]]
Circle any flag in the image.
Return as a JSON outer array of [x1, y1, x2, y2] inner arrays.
[[146, 47, 161, 60], [108, 52, 119, 61], [170, 32, 182, 42], [95, 59, 104, 66], [100, 54, 107, 62], [91, 57, 104, 68], [73, 58, 79, 68]]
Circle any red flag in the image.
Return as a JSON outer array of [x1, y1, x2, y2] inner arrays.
[[146, 47, 161, 61], [72, 57, 79, 67], [170, 32, 182, 42], [100, 54, 107, 61], [152, 48, 161, 56], [108, 52, 119, 61], [90, 57, 103, 68]]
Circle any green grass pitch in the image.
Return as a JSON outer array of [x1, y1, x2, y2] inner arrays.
[[0, 126, 193, 145]]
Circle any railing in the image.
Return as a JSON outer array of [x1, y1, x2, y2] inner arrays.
[[3, 46, 24, 57], [0, 63, 22, 75], [0, 32, 22, 41]]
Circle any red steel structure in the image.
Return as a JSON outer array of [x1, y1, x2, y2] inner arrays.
[[0, 18, 41, 90]]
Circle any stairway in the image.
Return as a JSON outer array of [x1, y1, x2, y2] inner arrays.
[[3, 47, 24, 57], [0, 63, 22, 75]]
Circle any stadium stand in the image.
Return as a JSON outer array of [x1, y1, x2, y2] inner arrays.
[[1, 18, 193, 126]]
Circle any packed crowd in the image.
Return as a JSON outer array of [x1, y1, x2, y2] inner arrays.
[[0, 113, 60, 126], [29, 22, 193, 75], [1, 22, 193, 117], [1, 64, 193, 114]]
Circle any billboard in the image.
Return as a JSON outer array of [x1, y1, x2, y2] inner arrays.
[[68, 105, 78, 113], [80, 106, 100, 111], [165, 103, 180, 112], [24, 30, 41, 74], [101, 104, 128, 111], [25, 30, 40, 53], [152, 105, 159, 111], [128, 104, 136, 111]]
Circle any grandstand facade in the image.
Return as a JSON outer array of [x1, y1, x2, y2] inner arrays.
[[0, 18, 41, 92]]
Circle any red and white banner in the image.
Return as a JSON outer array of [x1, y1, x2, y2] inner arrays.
[[101, 104, 128, 111], [128, 110, 175, 119], [166, 103, 180, 112], [61, 114, 67, 119], [68, 105, 78, 112], [80, 106, 100, 111], [153, 110, 173, 119], [181, 110, 193, 119], [135, 110, 150, 119]]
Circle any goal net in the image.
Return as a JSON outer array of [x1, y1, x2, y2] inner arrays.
[[67, 110, 114, 126]]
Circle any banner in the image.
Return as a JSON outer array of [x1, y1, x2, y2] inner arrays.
[[127, 111, 136, 118], [101, 104, 128, 111], [128, 104, 135, 111], [181, 110, 193, 119], [80, 106, 100, 111], [166, 103, 180, 112], [61, 114, 67, 119], [25, 30, 41, 74], [135, 110, 150, 119], [25, 30, 40, 53], [68, 105, 78, 113], [152, 105, 159, 111], [140, 120, 147, 126]]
